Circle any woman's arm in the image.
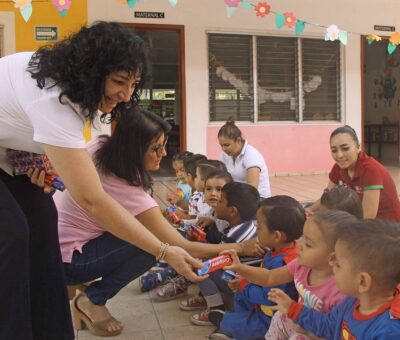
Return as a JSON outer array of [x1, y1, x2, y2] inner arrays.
[[136, 207, 249, 259], [44, 145, 202, 280], [361, 189, 380, 218], [246, 167, 261, 191]]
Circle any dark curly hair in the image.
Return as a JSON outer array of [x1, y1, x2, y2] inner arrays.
[[27, 21, 150, 123], [94, 106, 171, 190]]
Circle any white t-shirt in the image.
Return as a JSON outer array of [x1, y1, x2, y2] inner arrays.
[[0, 52, 87, 174], [220, 140, 271, 198]]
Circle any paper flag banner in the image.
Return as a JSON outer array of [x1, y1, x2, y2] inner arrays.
[[169, 0, 177, 6], [241, 1, 252, 9], [366, 34, 382, 45], [127, 0, 137, 8], [388, 42, 397, 55], [275, 13, 285, 29], [325, 25, 340, 41], [20, 4, 32, 22], [339, 30, 348, 45], [389, 32, 400, 46], [295, 20, 305, 36], [227, 6, 236, 17], [59, 9, 68, 17]]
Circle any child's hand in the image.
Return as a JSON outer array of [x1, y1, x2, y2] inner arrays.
[[197, 217, 214, 229], [240, 237, 266, 258], [227, 277, 242, 292], [219, 249, 241, 271], [167, 192, 179, 204], [268, 288, 294, 314]]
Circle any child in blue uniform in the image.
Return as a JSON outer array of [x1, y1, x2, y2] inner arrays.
[[185, 182, 261, 326], [209, 195, 305, 340], [268, 219, 400, 339]]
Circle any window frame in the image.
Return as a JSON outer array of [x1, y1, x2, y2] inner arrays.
[[207, 30, 345, 125]]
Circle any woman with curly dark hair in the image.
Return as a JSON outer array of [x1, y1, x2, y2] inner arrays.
[[0, 21, 202, 340]]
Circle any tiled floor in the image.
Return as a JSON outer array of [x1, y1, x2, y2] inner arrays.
[[75, 167, 400, 339]]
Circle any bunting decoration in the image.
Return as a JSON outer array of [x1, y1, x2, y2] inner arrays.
[[52, 0, 72, 17], [117, 0, 178, 8], [222, 0, 399, 54], [13, 0, 33, 22], [210, 53, 322, 108]]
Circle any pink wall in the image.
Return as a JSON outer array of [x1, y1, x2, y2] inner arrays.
[[207, 124, 342, 174]]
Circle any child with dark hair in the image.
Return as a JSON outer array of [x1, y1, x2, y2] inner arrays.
[[194, 161, 228, 219], [268, 219, 400, 339], [319, 186, 363, 219], [199, 170, 233, 234], [183, 182, 261, 326], [167, 151, 194, 209], [223, 210, 356, 339], [209, 195, 305, 339], [174, 154, 207, 220], [178, 170, 234, 312]]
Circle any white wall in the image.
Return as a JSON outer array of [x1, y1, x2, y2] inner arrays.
[[88, 0, 400, 154]]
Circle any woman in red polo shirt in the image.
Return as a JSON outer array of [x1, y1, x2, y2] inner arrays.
[[325, 125, 400, 221]]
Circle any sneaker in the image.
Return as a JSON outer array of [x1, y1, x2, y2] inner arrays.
[[139, 267, 176, 292], [191, 309, 212, 326], [179, 295, 207, 311], [150, 275, 189, 301], [208, 309, 225, 328], [209, 328, 233, 339]]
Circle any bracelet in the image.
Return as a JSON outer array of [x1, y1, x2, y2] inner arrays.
[[156, 242, 169, 262]]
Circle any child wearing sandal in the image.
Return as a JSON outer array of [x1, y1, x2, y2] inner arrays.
[[210, 195, 305, 340], [181, 182, 261, 326], [268, 219, 400, 339], [222, 211, 356, 340]]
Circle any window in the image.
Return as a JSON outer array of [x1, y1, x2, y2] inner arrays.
[[209, 34, 253, 122], [208, 33, 342, 122]]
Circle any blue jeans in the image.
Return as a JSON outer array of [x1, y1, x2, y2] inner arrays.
[[64, 232, 155, 305]]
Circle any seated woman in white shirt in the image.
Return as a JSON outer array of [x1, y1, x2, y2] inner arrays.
[[55, 108, 264, 337], [218, 117, 271, 199]]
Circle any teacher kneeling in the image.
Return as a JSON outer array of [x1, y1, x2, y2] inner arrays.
[[56, 108, 258, 337], [326, 125, 400, 220]]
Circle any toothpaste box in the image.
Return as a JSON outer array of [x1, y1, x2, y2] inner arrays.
[[221, 270, 238, 281], [197, 254, 233, 276]]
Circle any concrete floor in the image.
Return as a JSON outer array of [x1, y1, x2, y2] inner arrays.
[[75, 167, 400, 339]]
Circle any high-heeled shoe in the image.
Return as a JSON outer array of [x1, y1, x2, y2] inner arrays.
[[71, 293, 122, 337]]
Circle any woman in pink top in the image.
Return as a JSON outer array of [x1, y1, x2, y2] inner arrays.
[[56, 109, 263, 337]]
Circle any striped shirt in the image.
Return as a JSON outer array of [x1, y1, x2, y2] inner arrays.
[[221, 220, 257, 243]]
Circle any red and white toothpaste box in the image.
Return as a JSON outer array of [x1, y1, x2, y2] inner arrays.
[[197, 254, 233, 276]]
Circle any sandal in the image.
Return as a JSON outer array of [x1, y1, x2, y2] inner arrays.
[[179, 295, 207, 311], [71, 293, 122, 337], [191, 309, 212, 326]]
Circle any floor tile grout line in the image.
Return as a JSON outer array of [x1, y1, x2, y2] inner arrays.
[[149, 292, 166, 340]]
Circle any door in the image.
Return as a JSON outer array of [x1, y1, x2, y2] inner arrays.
[[362, 37, 400, 165], [125, 24, 186, 175]]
